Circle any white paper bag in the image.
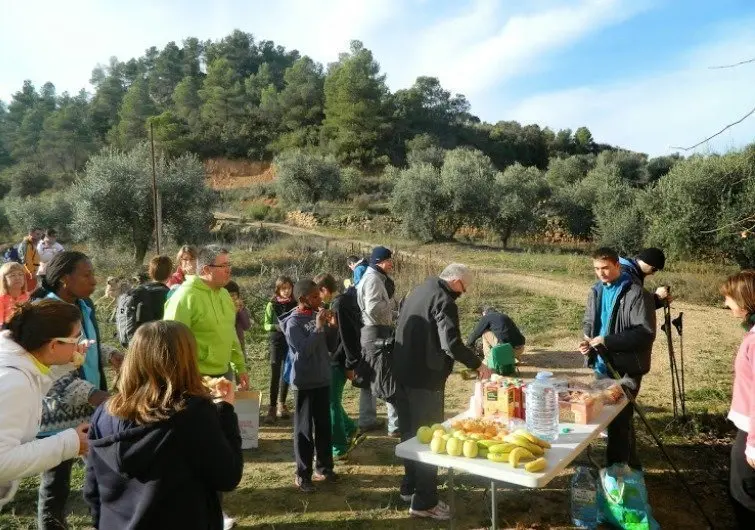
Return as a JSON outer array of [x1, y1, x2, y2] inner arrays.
[[235, 390, 261, 449]]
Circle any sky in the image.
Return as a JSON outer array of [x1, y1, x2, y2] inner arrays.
[[1, 0, 755, 156]]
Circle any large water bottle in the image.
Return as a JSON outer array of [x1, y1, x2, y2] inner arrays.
[[571, 466, 598, 529], [525, 371, 559, 441]]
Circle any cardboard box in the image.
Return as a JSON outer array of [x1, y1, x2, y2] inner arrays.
[[482, 382, 523, 421], [559, 397, 603, 424], [235, 390, 261, 449]]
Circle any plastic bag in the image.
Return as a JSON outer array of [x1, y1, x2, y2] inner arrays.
[[597, 464, 660, 530]]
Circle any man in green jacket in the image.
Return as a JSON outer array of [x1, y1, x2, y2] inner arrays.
[[164, 245, 249, 390]]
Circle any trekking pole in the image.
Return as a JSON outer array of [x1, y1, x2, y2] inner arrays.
[[662, 302, 679, 418], [672, 312, 686, 419], [589, 345, 715, 530]]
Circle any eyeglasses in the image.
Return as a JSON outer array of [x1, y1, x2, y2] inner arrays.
[[458, 278, 467, 294], [207, 263, 231, 269], [55, 333, 85, 345]]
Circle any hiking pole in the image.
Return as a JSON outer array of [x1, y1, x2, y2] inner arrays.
[[589, 345, 715, 530], [661, 301, 679, 418], [672, 312, 687, 419]]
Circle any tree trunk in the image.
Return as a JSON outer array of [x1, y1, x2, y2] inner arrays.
[[133, 238, 150, 266], [500, 226, 513, 249]]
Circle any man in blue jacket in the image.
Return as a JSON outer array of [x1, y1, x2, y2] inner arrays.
[[579, 248, 656, 470]]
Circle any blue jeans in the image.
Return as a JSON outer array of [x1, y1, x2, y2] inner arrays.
[[359, 387, 398, 433]]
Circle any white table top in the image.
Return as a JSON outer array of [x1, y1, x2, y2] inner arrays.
[[394, 400, 627, 488]]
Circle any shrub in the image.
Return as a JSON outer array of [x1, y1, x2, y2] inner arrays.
[[274, 149, 341, 206], [4, 191, 73, 239], [340, 167, 363, 197], [391, 163, 454, 241], [489, 163, 549, 248]]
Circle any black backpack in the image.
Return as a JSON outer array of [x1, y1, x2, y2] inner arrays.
[[116, 282, 169, 347]]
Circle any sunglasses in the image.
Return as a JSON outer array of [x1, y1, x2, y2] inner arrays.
[[54, 333, 85, 345]]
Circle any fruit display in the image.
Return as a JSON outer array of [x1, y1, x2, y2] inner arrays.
[[416, 423, 551, 474]]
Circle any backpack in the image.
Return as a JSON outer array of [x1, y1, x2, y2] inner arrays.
[[2, 246, 21, 264], [116, 282, 169, 347]]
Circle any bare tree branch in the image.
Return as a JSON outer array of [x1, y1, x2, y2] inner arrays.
[[670, 104, 755, 151], [709, 57, 755, 69], [701, 214, 755, 234]]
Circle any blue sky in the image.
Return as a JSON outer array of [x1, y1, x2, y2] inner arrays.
[[1, 0, 755, 155]]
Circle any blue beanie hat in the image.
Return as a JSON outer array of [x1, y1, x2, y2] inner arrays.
[[370, 246, 393, 266]]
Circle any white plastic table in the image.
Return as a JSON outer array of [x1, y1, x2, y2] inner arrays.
[[394, 400, 627, 528]]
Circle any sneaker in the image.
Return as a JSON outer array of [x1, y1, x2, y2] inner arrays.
[[410, 500, 451, 521], [400, 493, 413, 503], [294, 476, 316, 493], [359, 419, 385, 433], [313, 470, 339, 483], [277, 403, 291, 419], [222, 513, 236, 530], [263, 406, 276, 424]]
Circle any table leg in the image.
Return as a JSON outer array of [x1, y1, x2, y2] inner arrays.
[[448, 468, 455, 530], [490, 480, 497, 530]]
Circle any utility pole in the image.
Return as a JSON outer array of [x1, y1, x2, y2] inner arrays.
[[150, 121, 162, 254]]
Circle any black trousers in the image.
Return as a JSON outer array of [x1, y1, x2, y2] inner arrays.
[[293, 386, 333, 480], [606, 376, 642, 469], [269, 341, 290, 408], [395, 384, 444, 511], [38, 458, 75, 530], [730, 429, 755, 528]]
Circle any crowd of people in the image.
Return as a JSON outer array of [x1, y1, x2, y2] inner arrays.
[[0, 231, 753, 528]]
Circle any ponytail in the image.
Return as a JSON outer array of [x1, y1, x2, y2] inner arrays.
[[7, 300, 81, 352]]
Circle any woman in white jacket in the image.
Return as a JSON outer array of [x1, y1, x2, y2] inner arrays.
[[0, 299, 89, 510]]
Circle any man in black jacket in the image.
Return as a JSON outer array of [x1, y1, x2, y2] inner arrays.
[[619, 247, 671, 309], [393, 263, 492, 521], [466, 306, 526, 361], [579, 248, 656, 469]]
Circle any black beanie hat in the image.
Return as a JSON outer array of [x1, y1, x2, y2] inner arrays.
[[370, 246, 393, 266], [637, 248, 666, 271], [293, 279, 316, 301]]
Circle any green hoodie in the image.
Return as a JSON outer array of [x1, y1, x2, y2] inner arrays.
[[163, 276, 247, 377]]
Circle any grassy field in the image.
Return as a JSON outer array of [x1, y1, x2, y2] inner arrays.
[[0, 231, 742, 529]]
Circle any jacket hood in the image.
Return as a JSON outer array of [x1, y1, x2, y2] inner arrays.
[[89, 399, 201, 479], [0, 331, 42, 378]]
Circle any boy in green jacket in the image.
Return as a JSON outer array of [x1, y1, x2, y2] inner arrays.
[[164, 245, 249, 390]]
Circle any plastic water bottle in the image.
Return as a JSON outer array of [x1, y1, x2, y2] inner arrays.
[[571, 466, 598, 529], [525, 371, 559, 441]]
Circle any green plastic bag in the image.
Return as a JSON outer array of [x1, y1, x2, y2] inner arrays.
[[597, 464, 660, 530]]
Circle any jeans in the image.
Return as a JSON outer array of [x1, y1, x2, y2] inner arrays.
[[269, 340, 290, 407], [395, 384, 444, 511], [606, 375, 642, 469], [358, 387, 398, 433], [330, 365, 357, 456], [38, 459, 75, 530], [730, 429, 755, 528], [294, 386, 333, 480]]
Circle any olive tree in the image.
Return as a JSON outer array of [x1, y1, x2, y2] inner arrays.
[[274, 149, 341, 206], [489, 163, 549, 247], [72, 144, 215, 264]]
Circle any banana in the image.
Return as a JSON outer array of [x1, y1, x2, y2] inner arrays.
[[487, 452, 510, 463], [524, 457, 548, 473], [476, 439, 500, 449], [478, 447, 489, 459], [508, 447, 535, 468], [503, 434, 544, 456], [514, 429, 552, 449], [488, 443, 516, 454]]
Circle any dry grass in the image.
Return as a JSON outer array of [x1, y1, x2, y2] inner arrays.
[[0, 232, 740, 529]]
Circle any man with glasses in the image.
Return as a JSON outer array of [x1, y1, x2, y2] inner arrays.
[[164, 245, 248, 390], [392, 263, 492, 521], [619, 247, 670, 308]]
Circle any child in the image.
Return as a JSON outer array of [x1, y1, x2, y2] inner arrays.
[[721, 271, 755, 527], [225, 281, 251, 360], [0, 262, 29, 325], [36, 229, 64, 283], [167, 245, 197, 289], [84, 321, 242, 529], [314, 273, 359, 460], [282, 279, 337, 493], [263, 276, 296, 422]]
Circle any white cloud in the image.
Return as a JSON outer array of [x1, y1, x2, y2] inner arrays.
[[390, 0, 650, 96], [505, 25, 755, 156]]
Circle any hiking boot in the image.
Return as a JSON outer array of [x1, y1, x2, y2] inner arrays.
[[277, 402, 291, 419], [313, 470, 339, 483], [264, 405, 276, 424], [295, 476, 316, 493], [410, 500, 451, 520]]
